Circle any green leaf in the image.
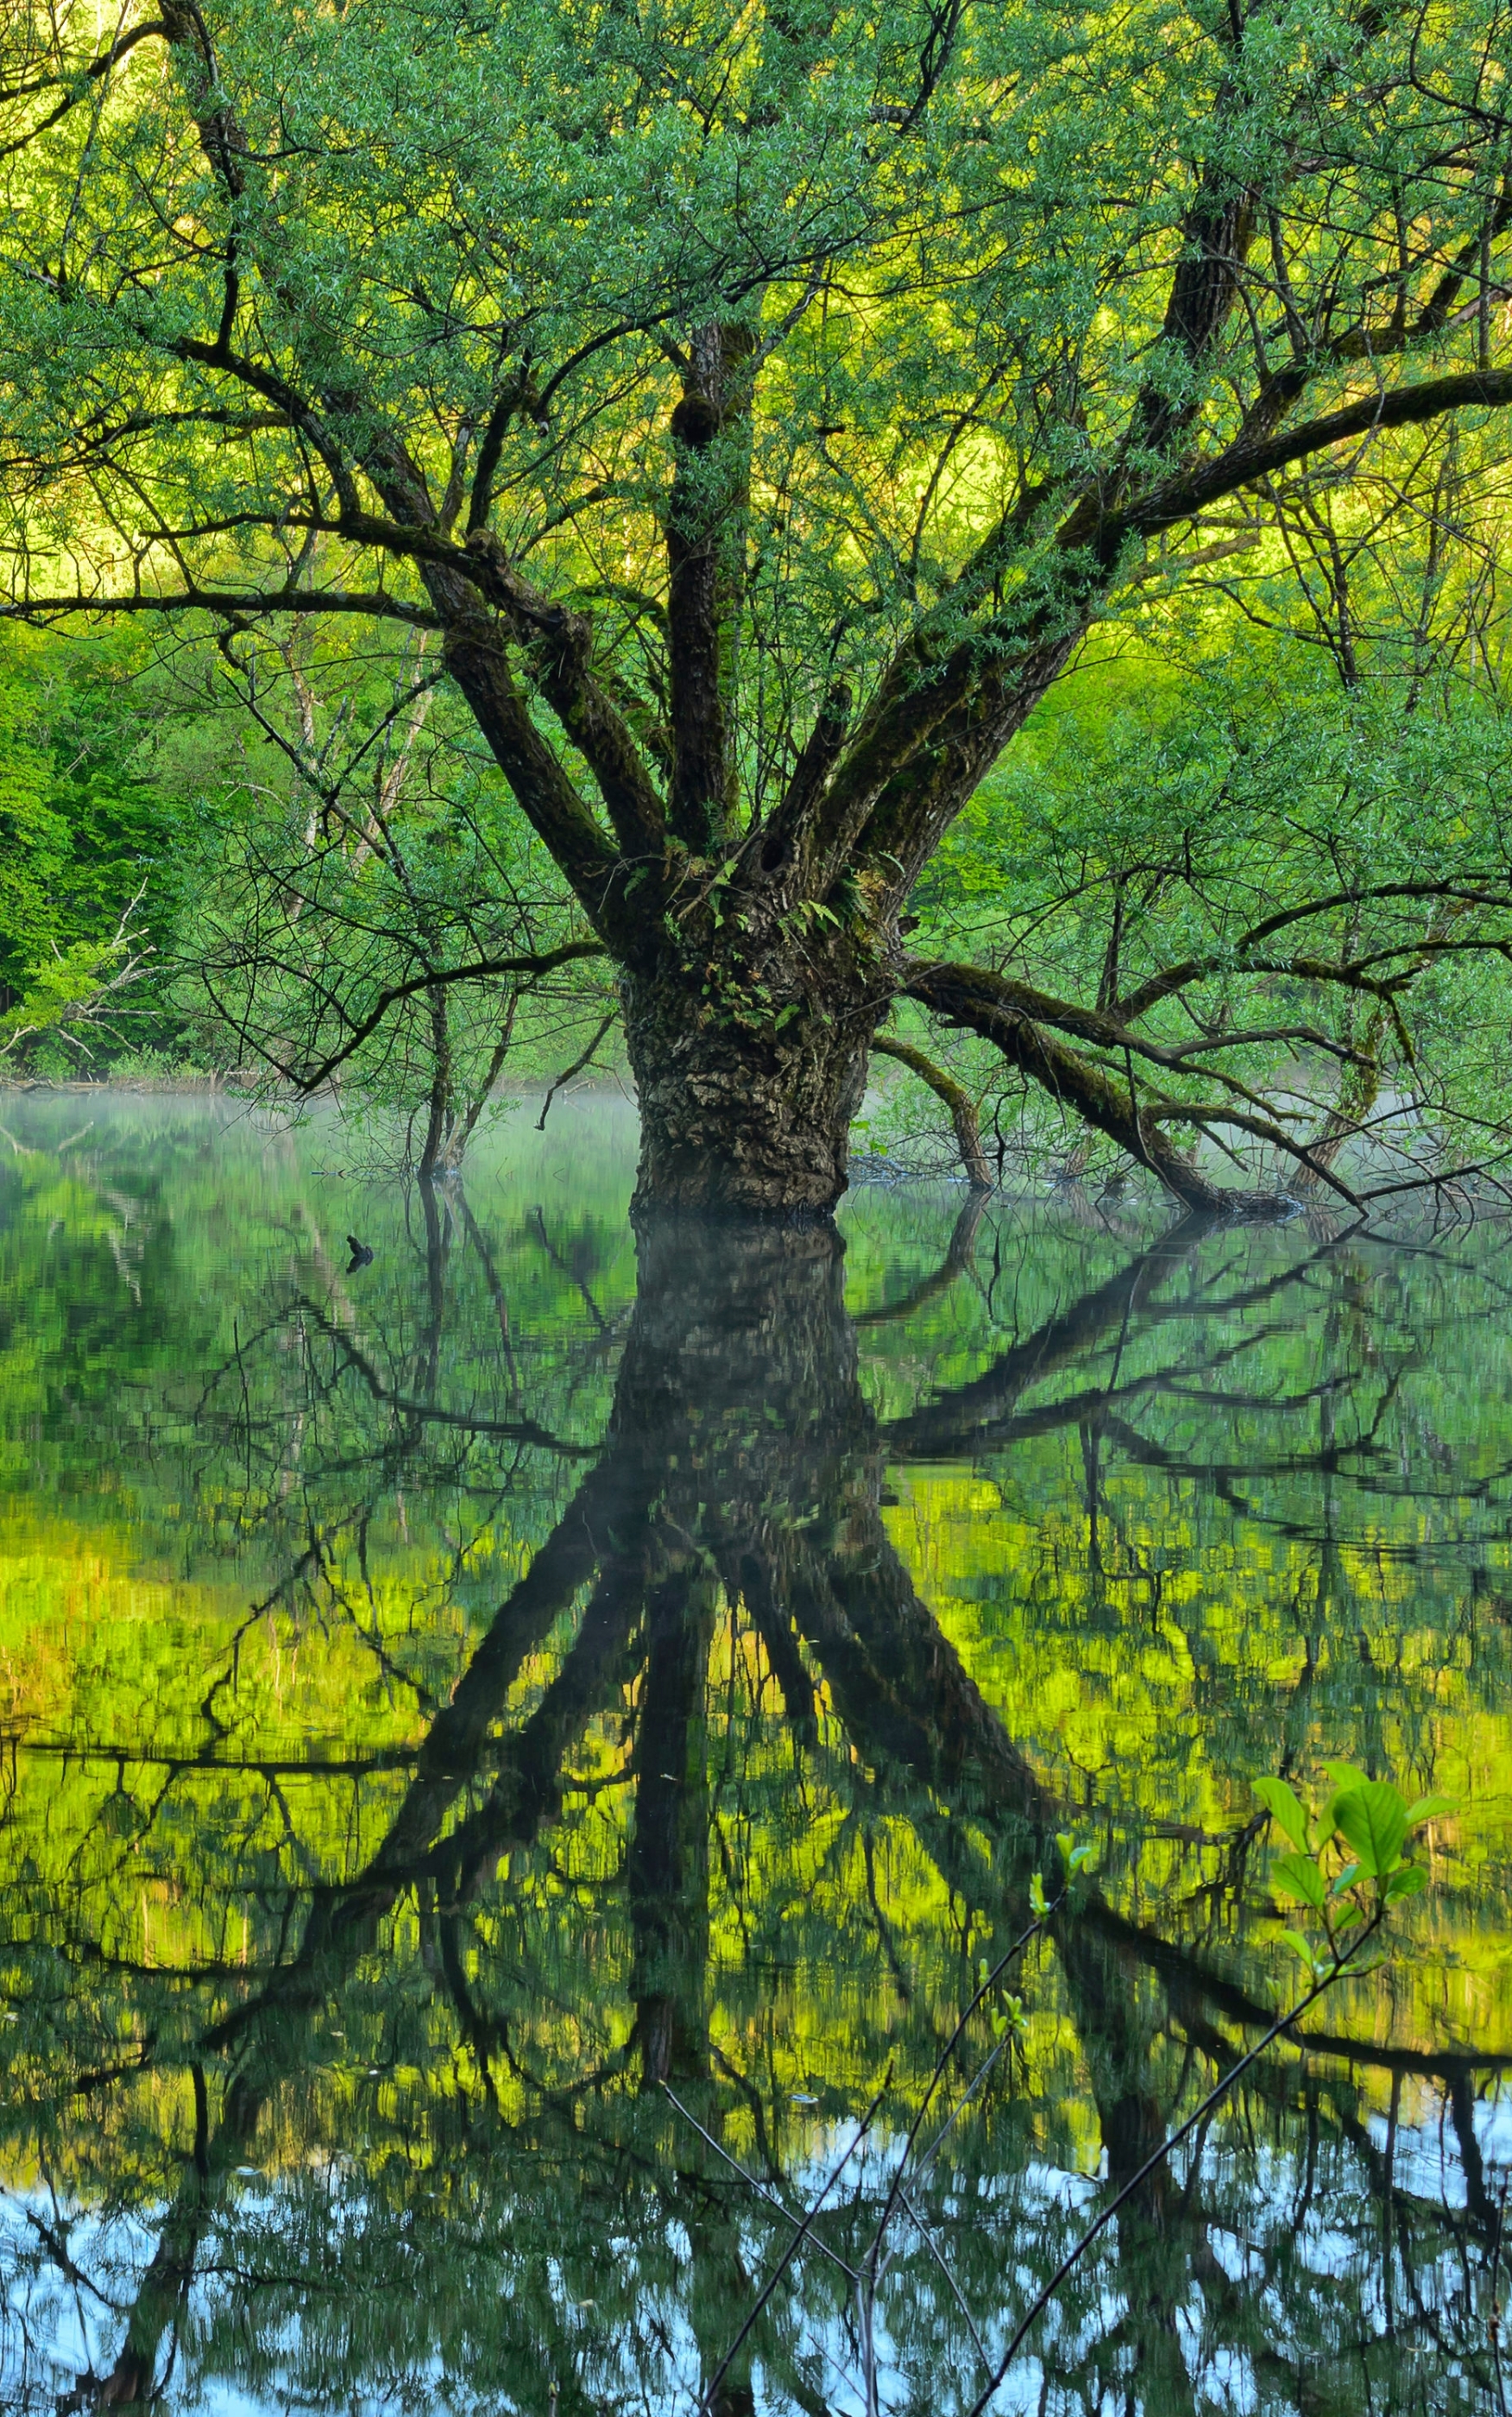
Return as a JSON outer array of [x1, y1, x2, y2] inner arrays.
[[1322, 1793, 1364, 1842], [1279, 1930, 1318, 1970], [1323, 1763, 1369, 1795], [1404, 1795, 1455, 1829], [1271, 1851, 1326, 1908], [1253, 1777, 1310, 1853], [1384, 1862, 1428, 1902], [1029, 1872, 1049, 1918], [1055, 1832, 1093, 1876], [1333, 1781, 1410, 1878], [1329, 1862, 1362, 1896]]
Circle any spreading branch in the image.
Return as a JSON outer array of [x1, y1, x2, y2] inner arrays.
[[274, 941, 606, 1092], [872, 1032, 992, 1188]]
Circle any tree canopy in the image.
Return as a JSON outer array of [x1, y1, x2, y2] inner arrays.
[[3, 0, 1512, 1204]]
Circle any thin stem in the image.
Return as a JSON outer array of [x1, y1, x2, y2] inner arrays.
[[696, 2070, 891, 2417], [963, 1916, 1383, 2417], [865, 1898, 1062, 2269], [658, 2083, 860, 2283], [1492, 2172, 1509, 2417]]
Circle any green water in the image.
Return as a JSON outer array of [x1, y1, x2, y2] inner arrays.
[[0, 1090, 1506, 2416]]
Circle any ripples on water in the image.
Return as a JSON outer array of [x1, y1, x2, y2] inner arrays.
[[0, 1090, 1506, 2415]]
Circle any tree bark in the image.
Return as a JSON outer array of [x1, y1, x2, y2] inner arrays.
[[620, 947, 883, 1218]]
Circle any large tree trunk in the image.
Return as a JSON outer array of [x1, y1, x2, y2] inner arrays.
[[621, 952, 879, 1218]]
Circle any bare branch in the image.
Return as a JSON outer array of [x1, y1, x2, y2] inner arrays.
[[278, 941, 607, 1091]]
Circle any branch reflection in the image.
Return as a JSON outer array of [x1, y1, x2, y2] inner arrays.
[[0, 1129, 1505, 2414]]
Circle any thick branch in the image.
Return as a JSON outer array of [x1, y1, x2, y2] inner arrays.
[[665, 327, 753, 854], [905, 961, 1230, 1211], [1114, 880, 1512, 1024], [434, 604, 623, 929], [765, 680, 851, 871], [871, 1032, 992, 1188], [819, 372, 1512, 902], [464, 530, 665, 856], [0, 19, 169, 159], [140, 22, 635, 934], [904, 959, 1327, 1124], [1122, 368, 1512, 546], [905, 960, 1361, 1208], [0, 586, 441, 628]]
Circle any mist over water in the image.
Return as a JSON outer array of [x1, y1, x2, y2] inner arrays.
[[0, 1091, 1506, 2416]]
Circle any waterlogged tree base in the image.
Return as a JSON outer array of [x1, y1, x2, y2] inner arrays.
[[624, 969, 874, 1219]]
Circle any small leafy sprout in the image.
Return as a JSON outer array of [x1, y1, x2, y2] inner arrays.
[[1029, 1872, 1049, 1920], [707, 857, 742, 929], [778, 897, 841, 944], [1254, 1770, 1453, 1974], [1055, 1831, 1096, 1877]]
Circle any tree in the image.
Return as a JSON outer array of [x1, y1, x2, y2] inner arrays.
[[3, 0, 1512, 1210]]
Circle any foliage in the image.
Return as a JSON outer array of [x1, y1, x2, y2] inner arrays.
[[2, 0, 1511, 1207], [0, 630, 192, 1068], [1256, 1769, 1454, 1972], [874, 639, 1512, 1187]]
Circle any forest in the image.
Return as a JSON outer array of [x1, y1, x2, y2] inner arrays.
[[3, 0, 1512, 1211]]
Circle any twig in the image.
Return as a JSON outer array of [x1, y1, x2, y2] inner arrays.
[[898, 2183, 992, 2373], [696, 2069, 891, 2417], [865, 1897, 1061, 2268], [1492, 2171, 1509, 2417], [659, 2083, 860, 2282], [962, 1918, 1383, 2417], [283, 939, 607, 1092], [537, 1010, 618, 1131]]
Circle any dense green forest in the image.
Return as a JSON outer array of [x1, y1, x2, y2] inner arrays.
[[3, 0, 1512, 1207]]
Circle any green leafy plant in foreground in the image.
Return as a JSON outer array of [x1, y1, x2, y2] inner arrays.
[[950, 1774, 1463, 2414], [1255, 1766, 1454, 1978], [691, 1786, 1460, 2417]]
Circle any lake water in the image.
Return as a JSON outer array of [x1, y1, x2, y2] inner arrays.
[[0, 1091, 1506, 2416]]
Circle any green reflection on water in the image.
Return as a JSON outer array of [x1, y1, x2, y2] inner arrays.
[[0, 1091, 1507, 2416]]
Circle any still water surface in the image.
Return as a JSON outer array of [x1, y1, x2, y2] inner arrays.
[[0, 1093, 1507, 2415]]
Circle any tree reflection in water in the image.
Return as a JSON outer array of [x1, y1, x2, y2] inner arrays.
[[0, 1108, 1506, 2414]]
